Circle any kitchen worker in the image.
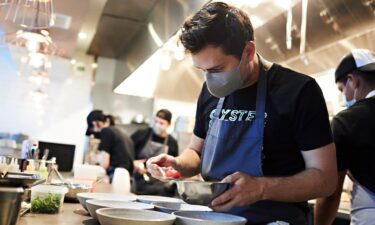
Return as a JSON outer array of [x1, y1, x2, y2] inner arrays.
[[335, 61, 356, 108], [131, 109, 179, 196], [146, 2, 337, 224], [315, 49, 375, 225], [88, 110, 135, 181]]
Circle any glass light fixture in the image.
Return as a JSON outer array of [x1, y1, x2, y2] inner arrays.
[[2, 29, 58, 55], [2, 0, 54, 29], [0, 0, 10, 6]]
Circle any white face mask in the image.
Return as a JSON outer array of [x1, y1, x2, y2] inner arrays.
[[204, 60, 244, 98], [343, 94, 356, 108], [343, 79, 356, 108], [153, 123, 167, 136]]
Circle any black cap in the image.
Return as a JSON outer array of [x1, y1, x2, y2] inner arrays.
[[86, 110, 105, 136], [156, 109, 172, 123], [335, 49, 375, 83]]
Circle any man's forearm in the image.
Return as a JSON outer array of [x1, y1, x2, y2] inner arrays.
[[176, 148, 201, 177], [314, 171, 346, 225], [260, 168, 336, 202], [314, 195, 341, 225]]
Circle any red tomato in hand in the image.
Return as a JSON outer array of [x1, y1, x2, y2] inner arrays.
[[165, 170, 181, 179]]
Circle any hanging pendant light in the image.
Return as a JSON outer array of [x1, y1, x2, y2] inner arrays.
[[2, 0, 54, 29], [0, 0, 10, 6]]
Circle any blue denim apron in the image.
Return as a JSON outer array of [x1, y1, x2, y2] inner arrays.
[[201, 57, 308, 225]]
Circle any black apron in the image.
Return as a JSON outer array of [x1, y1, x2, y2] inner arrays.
[[133, 132, 175, 196]]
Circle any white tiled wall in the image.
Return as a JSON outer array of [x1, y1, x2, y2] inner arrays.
[[0, 46, 94, 167]]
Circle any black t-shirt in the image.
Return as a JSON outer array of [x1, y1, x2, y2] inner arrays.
[[131, 128, 179, 159], [332, 98, 375, 193], [99, 126, 135, 173], [194, 64, 333, 177]]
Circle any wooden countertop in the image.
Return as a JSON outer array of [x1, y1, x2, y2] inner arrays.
[[18, 182, 116, 225], [17, 182, 351, 224], [18, 203, 99, 225]]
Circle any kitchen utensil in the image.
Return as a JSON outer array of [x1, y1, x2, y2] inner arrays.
[[96, 208, 176, 225], [0, 187, 24, 225], [0, 172, 44, 188], [41, 149, 49, 160], [76, 192, 137, 211], [86, 199, 153, 220], [51, 182, 91, 202], [152, 202, 212, 214], [175, 181, 232, 206], [173, 211, 247, 225]]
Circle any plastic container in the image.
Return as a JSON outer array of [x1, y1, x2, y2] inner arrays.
[[30, 185, 68, 214]]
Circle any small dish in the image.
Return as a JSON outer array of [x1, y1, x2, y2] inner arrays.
[[136, 195, 183, 204], [77, 192, 136, 210], [96, 208, 176, 225], [152, 201, 212, 214], [173, 211, 247, 225], [86, 199, 153, 220]]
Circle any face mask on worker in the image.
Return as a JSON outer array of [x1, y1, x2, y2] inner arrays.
[[153, 123, 167, 136], [343, 78, 356, 108], [204, 59, 244, 98], [343, 94, 356, 108]]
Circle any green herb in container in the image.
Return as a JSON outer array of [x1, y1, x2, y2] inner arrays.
[[30, 185, 68, 214]]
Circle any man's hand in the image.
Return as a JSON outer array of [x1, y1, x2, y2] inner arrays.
[[133, 159, 147, 174], [211, 171, 265, 211], [146, 153, 178, 180]]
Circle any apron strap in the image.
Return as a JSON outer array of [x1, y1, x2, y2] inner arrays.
[[214, 98, 225, 118], [255, 55, 268, 121]]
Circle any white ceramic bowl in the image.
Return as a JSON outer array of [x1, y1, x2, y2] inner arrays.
[[152, 202, 212, 214], [172, 211, 247, 225], [136, 195, 183, 204], [76, 192, 136, 210], [96, 208, 176, 225], [86, 199, 154, 220]]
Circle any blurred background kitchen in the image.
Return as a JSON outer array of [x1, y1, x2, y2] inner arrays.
[[0, 0, 374, 221]]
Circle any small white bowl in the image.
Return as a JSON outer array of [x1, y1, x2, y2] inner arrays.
[[172, 211, 247, 225], [96, 208, 176, 225], [86, 199, 154, 220], [152, 202, 212, 214], [136, 195, 183, 204], [76, 192, 136, 210]]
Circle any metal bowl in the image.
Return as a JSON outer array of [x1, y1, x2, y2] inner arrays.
[[64, 183, 91, 202], [175, 181, 232, 206]]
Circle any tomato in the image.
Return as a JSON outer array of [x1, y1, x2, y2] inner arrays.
[[165, 170, 181, 179]]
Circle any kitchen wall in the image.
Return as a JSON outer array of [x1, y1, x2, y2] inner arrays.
[[0, 46, 94, 166], [314, 69, 345, 118]]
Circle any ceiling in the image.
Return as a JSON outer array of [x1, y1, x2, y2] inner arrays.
[[88, 0, 158, 58], [112, 0, 375, 102]]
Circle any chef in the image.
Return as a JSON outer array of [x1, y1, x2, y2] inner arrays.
[[131, 109, 179, 196], [87, 110, 134, 181], [315, 49, 375, 225], [147, 2, 337, 224]]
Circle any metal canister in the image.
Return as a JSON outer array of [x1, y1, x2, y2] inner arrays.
[[0, 187, 24, 225]]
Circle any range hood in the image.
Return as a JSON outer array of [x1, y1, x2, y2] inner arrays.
[[89, 0, 375, 102]]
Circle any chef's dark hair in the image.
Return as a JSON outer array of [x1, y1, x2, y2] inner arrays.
[[105, 115, 116, 126], [353, 70, 375, 86], [179, 2, 254, 60]]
